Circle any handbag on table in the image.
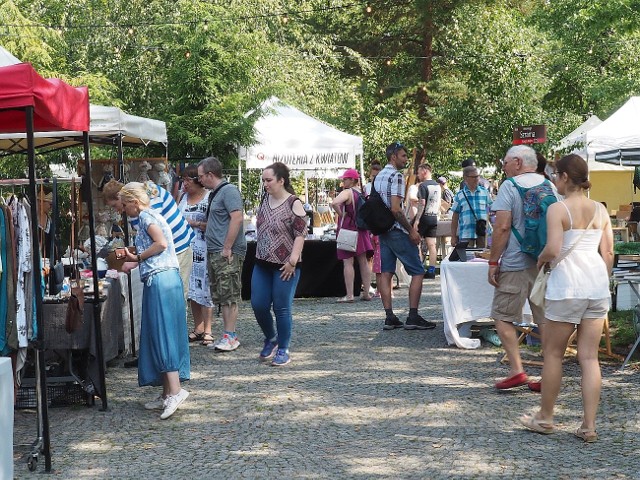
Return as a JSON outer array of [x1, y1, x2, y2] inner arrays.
[[529, 205, 599, 308]]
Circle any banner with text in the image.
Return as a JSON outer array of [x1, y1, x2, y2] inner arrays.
[[513, 124, 547, 145]]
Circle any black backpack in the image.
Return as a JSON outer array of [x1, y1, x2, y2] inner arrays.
[[357, 176, 395, 235]]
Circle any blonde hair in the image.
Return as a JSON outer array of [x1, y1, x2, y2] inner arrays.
[[119, 182, 151, 207]]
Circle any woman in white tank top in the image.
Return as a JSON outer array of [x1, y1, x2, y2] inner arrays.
[[520, 154, 614, 443]]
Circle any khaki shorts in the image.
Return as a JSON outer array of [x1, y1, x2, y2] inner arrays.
[[176, 247, 193, 301], [207, 252, 244, 306], [491, 267, 545, 325], [545, 298, 610, 324]]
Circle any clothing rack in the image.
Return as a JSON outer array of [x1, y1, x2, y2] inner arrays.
[[2, 162, 105, 476]]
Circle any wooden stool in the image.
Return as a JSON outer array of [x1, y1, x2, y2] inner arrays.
[[565, 315, 623, 361]]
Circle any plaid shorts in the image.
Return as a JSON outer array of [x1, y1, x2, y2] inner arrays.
[[207, 252, 244, 306]]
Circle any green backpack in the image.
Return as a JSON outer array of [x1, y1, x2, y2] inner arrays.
[[508, 178, 557, 260]]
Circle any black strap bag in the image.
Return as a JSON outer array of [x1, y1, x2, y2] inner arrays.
[[358, 176, 396, 235]]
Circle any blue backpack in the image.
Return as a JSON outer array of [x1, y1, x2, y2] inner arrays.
[[508, 178, 557, 260]]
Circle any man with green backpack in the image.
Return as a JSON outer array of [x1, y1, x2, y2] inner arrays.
[[488, 145, 560, 391]]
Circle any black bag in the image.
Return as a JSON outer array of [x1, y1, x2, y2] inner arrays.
[[462, 189, 487, 237], [50, 261, 64, 295], [358, 178, 395, 235], [475, 219, 487, 237]]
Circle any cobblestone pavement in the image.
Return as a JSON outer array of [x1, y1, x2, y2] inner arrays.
[[12, 277, 640, 479]]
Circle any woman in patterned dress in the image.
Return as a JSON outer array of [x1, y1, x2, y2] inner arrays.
[[178, 165, 214, 346]]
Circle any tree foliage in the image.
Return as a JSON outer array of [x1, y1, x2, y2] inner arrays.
[[1, 0, 640, 181]]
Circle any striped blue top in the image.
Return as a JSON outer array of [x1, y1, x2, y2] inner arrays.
[[130, 185, 195, 254]]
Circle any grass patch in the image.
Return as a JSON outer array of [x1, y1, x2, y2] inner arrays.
[[608, 309, 638, 348]]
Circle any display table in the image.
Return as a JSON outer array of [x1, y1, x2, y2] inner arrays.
[[440, 259, 531, 349], [0, 357, 13, 480], [241, 240, 361, 300], [42, 277, 123, 395]]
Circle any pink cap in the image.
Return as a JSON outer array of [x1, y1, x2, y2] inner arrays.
[[340, 168, 360, 180]]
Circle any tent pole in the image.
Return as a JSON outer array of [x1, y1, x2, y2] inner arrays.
[[83, 131, 108, 411], [26, 105, 52, 472], [117, 134, 137, 358], [238, 157, 242, 192]]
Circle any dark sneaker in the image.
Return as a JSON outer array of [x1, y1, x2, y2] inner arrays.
[[425, 266, 436, 279], [404, 315, 436, 330], [383, 316, 404, 330]]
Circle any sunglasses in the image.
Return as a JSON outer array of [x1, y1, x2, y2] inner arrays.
[[386, 141, 405, 156]]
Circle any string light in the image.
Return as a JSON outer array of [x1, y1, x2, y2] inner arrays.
[[185, 51, 191, 58], [282, 15, 289, 24], [366, 5, 372, 13], [128, 27, 134, 35]]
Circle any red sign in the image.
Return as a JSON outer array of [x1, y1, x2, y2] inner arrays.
[[513, 124, 547, 145]]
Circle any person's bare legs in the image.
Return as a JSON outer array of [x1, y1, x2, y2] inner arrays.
[[191, 301, 213, 337], [162, 371, 181, 397], [494, 320, 525, 377], [378, 272, 394, 310], [221, 303, 238, 332], [408, 274, 424, 309], [576, 318, 606, 432], [426, 237, 437, 267], [356, 253, 371, 298], [538, 320, 575, 422], [342, 257, 355, 299]]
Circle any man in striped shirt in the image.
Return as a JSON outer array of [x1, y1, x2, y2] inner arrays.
[[103, 179, 195, 298]]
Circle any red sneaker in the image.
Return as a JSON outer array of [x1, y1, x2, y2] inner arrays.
[[528, 381, 541, 392], [495, 372, 528, 390]]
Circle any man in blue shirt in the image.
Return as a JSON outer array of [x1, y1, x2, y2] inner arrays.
[[451, 166, 492, 248]]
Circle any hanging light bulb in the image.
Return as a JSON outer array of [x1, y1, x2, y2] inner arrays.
[[203, 20, 209, 31], [366, 5, 372, 13], [128, 26, 134, 35], [185, 51, 191, 58], [386, 59, 392, 66], [379, 88, 384, 95], [282, 15, 289, 24]]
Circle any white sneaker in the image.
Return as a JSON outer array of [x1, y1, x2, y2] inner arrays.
[[144, 395, 165, 410], [160, 389, 189, 419], [213, 334, 240, 352]]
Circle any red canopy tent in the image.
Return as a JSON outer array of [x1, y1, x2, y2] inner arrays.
[[0, 63, 89, 133], [0, 62, 96, 473]]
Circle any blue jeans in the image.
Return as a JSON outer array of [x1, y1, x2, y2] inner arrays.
[[251, 263, 300, 350]]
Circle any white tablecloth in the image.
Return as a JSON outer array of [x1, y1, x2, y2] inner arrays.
[[0, 357, 14, 480], [440, 259, 531, 349]]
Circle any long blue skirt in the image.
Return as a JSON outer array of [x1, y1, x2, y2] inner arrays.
[[138, 269, 190, 387]]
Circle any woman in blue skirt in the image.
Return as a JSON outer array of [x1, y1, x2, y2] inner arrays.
[[120, 182, 190, 419]]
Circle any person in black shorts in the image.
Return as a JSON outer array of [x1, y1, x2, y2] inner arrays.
[[414, 164, 441, 279]]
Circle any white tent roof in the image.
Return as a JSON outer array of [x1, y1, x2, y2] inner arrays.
[[0, 45, 167, 153], [0, 45, 20, 66], [238, 96, 362, 171], [555, 114, 602, 152], [588, 97, 640, 153], [0, 104, 167, 153]]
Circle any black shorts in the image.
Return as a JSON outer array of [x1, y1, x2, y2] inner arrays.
[[418, 215, 438, 238]]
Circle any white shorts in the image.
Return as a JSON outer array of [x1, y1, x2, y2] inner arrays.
[[545, 298, 610, 324]]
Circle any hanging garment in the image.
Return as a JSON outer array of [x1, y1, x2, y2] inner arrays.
[[635, 166, 640, 194]]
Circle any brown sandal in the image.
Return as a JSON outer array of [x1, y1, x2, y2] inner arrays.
[[201, 333, 214, 346], [188, 331, 204, 343]]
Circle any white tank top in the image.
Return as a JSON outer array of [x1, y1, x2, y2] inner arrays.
[[546, 201, 610, 300]]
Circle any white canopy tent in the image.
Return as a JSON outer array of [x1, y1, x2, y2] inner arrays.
[[589, 97, 640, 155], [0, 104, 167, 153], [238, 96, 364, 192]]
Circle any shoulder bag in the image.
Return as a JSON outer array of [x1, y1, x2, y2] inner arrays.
[[462, 189, 487, 237], [336, 191, 358, 252], [530, 204, 599, 308]]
